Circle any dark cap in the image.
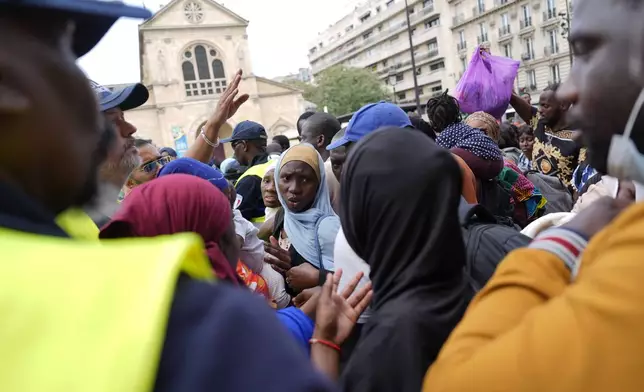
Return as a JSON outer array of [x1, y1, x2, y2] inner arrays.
[[221, 121, 268, 143], [90, 81, 149, 112], [0, 0, 152, 57]]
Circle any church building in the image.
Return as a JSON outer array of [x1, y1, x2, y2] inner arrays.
[[119, 0, 308, 157]]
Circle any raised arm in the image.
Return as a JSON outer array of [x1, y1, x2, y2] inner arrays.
[[184, 70, 249, 163], [509, 92, 535, 125]]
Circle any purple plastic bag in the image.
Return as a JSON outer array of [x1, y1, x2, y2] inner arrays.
[[455, 46, 520, 119]]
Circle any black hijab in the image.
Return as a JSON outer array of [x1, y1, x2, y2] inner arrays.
[[339, 127, 471, 392]]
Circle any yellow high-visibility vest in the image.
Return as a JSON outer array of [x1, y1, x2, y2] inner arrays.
[[236, 159, 276, 224], [56, 208, 99, 240], [0, 228, 214, 392]]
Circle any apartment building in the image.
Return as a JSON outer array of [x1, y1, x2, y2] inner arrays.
[[307, 0, 459, 107], [449, 0, 572, 103]]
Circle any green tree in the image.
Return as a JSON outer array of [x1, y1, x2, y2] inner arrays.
[[303, 66, 389, 116]]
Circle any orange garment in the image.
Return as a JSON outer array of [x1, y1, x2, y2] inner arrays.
[[236, 260, 271, 303], [452, 154, 478, 204], [423, 202, 644, 392]]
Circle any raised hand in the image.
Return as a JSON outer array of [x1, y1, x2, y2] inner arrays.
[[206, 69, 250, 130], [313, 269, 373, 346]]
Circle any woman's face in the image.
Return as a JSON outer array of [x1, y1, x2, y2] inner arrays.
[[278, 161, 319, 213], [467, 118, 490, 136], [261, 169, 280, 208], [519, 133, 535, 154], [218, 213, 240, 270]]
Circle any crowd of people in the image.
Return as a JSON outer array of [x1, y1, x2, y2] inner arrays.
[[4, 0, 644, 390]]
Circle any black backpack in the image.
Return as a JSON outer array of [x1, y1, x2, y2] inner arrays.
[[459, 202, 531, 292], [476, 178, 515, 226]]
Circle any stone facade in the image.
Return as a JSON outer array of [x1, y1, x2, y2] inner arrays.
[[121, 0, 307, 157]]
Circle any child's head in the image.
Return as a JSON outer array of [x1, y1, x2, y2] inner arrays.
[[518, 125, 535, 154]]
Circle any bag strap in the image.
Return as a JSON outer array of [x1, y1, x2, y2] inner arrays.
[[459, 202, 498, 228]]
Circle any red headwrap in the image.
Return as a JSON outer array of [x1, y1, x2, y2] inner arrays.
[[100, 174, 238, 284]]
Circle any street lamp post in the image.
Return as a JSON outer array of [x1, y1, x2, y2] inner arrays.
[[559, 0, 573, 65], [404, 0, 422, 114], [389, 73, 398, 103]]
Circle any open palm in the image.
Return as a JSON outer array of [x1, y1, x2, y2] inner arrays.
[[314, 270, 373, 346]]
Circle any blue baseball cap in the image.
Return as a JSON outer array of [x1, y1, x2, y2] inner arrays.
[[221, 121, 268, 143], [327, 101, 412, 150], [90, 80, 149, 112], [0, 0, 152, 57]]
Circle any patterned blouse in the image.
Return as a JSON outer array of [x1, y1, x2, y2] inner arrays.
[[530, 116, 585, 187]]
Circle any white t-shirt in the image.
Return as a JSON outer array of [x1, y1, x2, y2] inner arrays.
[[233, 209, 264, 274], [334, 227, 372, 324]]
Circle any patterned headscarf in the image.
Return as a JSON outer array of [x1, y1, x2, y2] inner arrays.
[[465, 111, 501, 143], [436, 122, 503, 161]]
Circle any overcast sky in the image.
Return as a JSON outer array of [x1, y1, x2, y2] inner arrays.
[[78, 0, 356, 84]]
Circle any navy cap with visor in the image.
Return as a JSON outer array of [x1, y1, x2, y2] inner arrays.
[[221, 121, 268, 143], [90, 80, 149, 112], [0, 0, 152, 57]]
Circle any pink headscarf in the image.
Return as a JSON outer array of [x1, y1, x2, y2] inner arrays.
[[100, 174, 238, 283]]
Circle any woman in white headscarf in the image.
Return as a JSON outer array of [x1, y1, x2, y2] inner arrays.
[[263, 143, 340, 293]]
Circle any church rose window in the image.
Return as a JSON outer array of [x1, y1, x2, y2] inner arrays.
[[184, 1, 204, 24], [182, 44, 227, 98]]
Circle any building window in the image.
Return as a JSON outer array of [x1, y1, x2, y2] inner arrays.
[[503, 43, 512, 58], [429, 61, 445, 71], [459, 30, 465, 44], [386, 0, 394, 7], [410, 27, 417, 36], [428, 38, 438, 52], [425, 17, 440, 29], [416, 67, 422, 75], [417, 87, 424, 96], [382, 59, 388, 67], [397, 92, 406, 100], [396, 73, 404, 82], [477, 0, 485, 13], [527, 69, 537, 88], [461, 57, 468, 71], [408, 6, 415, 14], [548, 29, 559, 53], [182, 44, 226, 97], [523, 37, 534, 59], [431, 84, 443, 96], [423, 0, 434, 8], [359, 12, 371, 22], [551, 64, 561, 83]]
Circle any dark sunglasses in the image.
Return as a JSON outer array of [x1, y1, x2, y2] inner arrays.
[[139, 155, 175, 174]]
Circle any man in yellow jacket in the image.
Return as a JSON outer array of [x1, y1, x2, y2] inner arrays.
[[424, 1, 644, 391], [0, 2, 333, 391]]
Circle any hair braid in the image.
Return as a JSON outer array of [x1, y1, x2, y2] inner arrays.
[[425, 89, 461, 132]]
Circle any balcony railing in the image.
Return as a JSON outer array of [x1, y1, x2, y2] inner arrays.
[[494, 0, 511, 5], [520, 17, 532, 29], [521, 51, 534, 61], [499, 25, 511, 36], [544, 44, 560, 56], [453, 13, 465, 25], [457, 41, 467, 51], [543, 8, 557, 21], [477, 34, 489, 44]]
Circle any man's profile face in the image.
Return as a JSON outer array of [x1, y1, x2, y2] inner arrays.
[[521, 94, 531, 104], [101, 108, 140, 182], [557, 0, 644, 173], [330, 145, 348, 182]]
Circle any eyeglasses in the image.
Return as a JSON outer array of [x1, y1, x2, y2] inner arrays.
[[139, 155, 175, 174]]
